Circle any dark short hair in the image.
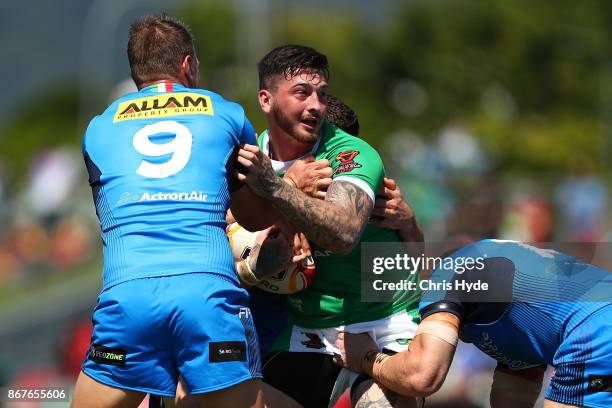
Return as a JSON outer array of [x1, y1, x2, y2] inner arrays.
[[127, 15, 195, 87], [326, 95, 359, 136], [258, 44, 329, 90]]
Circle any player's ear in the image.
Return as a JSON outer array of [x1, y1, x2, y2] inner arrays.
[[181, 54, 199, 88], [258, 89, 273, 113]]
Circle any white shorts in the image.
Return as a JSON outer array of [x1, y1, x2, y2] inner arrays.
[[270, 310, 419, 407], [284, 309, 419, 355]]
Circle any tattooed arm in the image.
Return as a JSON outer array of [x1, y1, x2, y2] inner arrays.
[[268, 179, 372, 254], [236, 144, 372, 255]]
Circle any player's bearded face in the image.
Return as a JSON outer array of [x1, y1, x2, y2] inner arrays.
[[271, 101, 299, 141], [270, 70, 328, 144]]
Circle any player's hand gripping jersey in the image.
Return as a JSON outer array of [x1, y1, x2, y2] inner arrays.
[[258, 122, 421, 328], [83, 82, 256, 289]]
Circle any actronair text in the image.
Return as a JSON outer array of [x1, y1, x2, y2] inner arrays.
[[139, 191, 208, 202]]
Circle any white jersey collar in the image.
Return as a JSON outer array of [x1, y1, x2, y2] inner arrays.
[[260, 132, 321, 173]]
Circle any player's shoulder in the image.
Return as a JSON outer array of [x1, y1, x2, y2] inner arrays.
[[319, 122, 382, 165], [85, 100, 118, 136]]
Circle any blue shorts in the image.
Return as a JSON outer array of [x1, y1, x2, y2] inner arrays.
[[248, 288, 288, 358], [547, 304, 612, 408], [82, 273, 261, 396]]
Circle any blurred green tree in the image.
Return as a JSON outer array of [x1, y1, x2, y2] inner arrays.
[[0, 85, 81, 186], [380, 0, 610, 172], [2, 0, 611, 186]]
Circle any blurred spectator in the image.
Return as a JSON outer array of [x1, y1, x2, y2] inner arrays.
[[26, 147, 81, 224], [9, 222, 49, 270], [0, 143, 97, 291], [446, 176, 503, 240], [59, 319, 93, 379], [437, 125, 489, 175], [0, 241, 19, 284], [48, 217, 92, 269], [555, 173, 608, 241], [501, 196, 554, 242]]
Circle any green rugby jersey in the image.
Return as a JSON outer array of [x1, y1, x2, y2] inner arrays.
[[258, 121, 421, 328]]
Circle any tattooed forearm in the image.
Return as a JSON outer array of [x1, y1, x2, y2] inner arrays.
[[245, 152, 372, 253], [248, 153, 287, 197], [264, 179, 373, 255]]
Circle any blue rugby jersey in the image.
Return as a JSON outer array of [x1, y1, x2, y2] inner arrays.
[[83, 82, 256, 289], [420, 240, 612, 369]]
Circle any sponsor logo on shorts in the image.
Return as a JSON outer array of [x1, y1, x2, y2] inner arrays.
[[116, 191, 208, 206], [588, 375, 612, 392], [238, 307, 251, 319], [209, 341, 247, 363], [300, 332, 325, 349], [334, 150, 362, 175], [113, 93, 214, 122], [89, 345, 126, 367]]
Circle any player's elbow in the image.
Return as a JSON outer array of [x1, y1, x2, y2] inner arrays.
[[408, 373, 442, 397], [400, 360, 444, 397], [334, 216, 367, 254]]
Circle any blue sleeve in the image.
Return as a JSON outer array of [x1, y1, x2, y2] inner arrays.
[[240, 116, 257, 145], [82, 116, 98, 154], [419, 242, 516, 325], [226, 114, 255, 193]]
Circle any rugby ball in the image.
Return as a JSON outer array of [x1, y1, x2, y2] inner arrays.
[[226, 222, 316, 294]]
